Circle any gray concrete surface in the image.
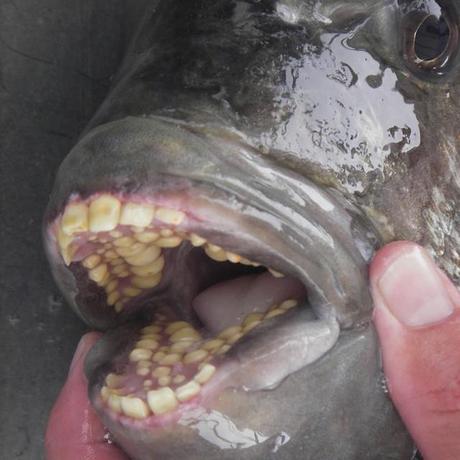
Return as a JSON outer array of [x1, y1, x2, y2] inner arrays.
[[0, 1, 146, 457]]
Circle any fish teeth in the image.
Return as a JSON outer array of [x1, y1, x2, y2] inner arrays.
[[88, 195, 121, 232], [147, 387, 178, 415], [175, 381, 201, 402], [120, 396, 150, 419], [155, 207, 185, 225], [61, 203, 88, 235], [120, 203, 155, 227]]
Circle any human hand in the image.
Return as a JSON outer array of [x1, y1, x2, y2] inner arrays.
[[371, 241, 460, 460], [45, 241, 460, 460], [45, 332, 128, 460]]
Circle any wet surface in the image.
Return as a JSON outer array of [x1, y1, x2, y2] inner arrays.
[[0, 1, 148, 457]]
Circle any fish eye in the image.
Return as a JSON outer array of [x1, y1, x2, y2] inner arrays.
[[402, 1, 459, 76]]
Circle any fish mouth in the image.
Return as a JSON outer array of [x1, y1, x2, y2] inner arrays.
[[44, 116, 378, 433]]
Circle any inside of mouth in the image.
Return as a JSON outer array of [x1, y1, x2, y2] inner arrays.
[[51, 193, 309, 422]]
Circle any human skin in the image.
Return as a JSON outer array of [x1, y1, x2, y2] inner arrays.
[[45, 242, 460, 460]]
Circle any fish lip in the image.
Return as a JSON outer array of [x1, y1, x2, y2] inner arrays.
[[45, 115, 380, 330]]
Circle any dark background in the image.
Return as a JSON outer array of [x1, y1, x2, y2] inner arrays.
[[0, 1, 147, 457]]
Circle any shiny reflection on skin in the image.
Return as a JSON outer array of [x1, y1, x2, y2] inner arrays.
[[179, 407, 270, 450], [257, 30, 421, 193]]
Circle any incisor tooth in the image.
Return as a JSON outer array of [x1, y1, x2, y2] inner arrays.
[[269, 268, 285, 278], [120, 396, 150, 419], [125, 246, 161, 266], [155, 208, 185, 225], [280, 299, 298, 310], [226, 252, 241, 263], [204, 246, 227, 262], [88, 195, 121, 232], [108, 393, 122, 413], [147, 387, 178, 415], [130, 256, 164, 277], [183, 349, 208, 364], [106, 373, 124, 388], [175, 381, 201, 402], [82, 254, 101, 270], [61, 203, 88, 235], [57, 227, 74, 265], [265, 308, 285, 320], [190, 233, 206, 247], [155, 236, 182, 248], [132, 273, 162, 289], [194, 364, 216, 384], [120, 203, 155, 227], [100, 386, 110, 402], [88, 264, 108, 284], [134, 231, 159, 243], [129, 348, 153, 362]]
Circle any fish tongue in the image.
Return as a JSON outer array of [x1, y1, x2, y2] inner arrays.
[[192, 271, 307, 334]]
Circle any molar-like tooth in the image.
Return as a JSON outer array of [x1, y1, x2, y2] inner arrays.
[[114, 301, 125, 312], [194, 364, 216, 384], [123, 287, 142, 297], [82, 254, 101, 270], [204, 246, 227, 262], [136, 339, 159, 350], [104, 250, 119, 260], [120, 203, 155, 227], [159, 353, 182, 366], [130, 256, 165, 277], [170, 328, 201, 343], [142, 333, 162, 341], [113, 264, 128, 275], [120, 396, 150, 419], [115, 243, 146, 258], [107, 290, 121, 306], [183, 349, 208, 364], [152, 366, 171, 378], [132, 273, 162, 289], [173, 374, 186, 384], [113, 236, 136, 248], [109, 230, 123, 238], [265, 308, 285, 320], [108, 393, 122, 413], [137, 367, 150, 377], [100, 386, 110, 402], [61, 203, 88, 235], [155, 208, 185, 225], [269, 268, 285, 278], [105, 373, 124, 388], [158, 376, 172, 386], [152, 351, 167, 363], [160, 228, 174, 237], [88, 264, 108, 284], [218, 325, 242, 341], [243, 313, 264, 326], [242, 320, 261, 333], [207, 243, 222, 253], [129, 348, 153, 362], [170, 341, 194, 353], [106, 279, 118, 293], [202, 338, 225, 352], [147, 387, 178, 415], [227, 332, 244, 345], [190, 233, 206, 247], [88, 195, 121, 232], [279, 299, 298, 310], [155, 236, 182, 248], [175, 381, 201, 402], [165, 321, 190, 335], [216, 344, 231, 355], [144, 379, 153, 388], [125, 245, 161, 266], [134, 231, 160, 243]]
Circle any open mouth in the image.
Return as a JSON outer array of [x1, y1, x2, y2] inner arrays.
[[47, 191, 343, 424]]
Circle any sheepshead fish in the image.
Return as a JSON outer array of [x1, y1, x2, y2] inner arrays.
[[44, 0, 459, 458]]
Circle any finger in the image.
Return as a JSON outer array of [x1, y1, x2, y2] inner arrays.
[[371, 241, 460, 460], [45, 332, 129, 460]]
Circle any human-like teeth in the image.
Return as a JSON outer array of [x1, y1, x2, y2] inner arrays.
[[119, 203, 155, 227], [142, 325, 162, 334], [173, 374, 186, 384], [280, 299, 298, 310], [170, 341, 194, 353], [183, 349, 208, 364], [134, 231, 159, 243], [61, 202, 88, 235], [105, 373, 124, 388], [265, 308, 286, 320], [165, 321, 189, 335], [155, 236, 182, 248], [170, 327, 201, 343], [190, 233, 206, 247], [155, 208, 185, 225], [113, 236, 136, 248], [132, 273, 162, 289], [57, 227, 74, 265], [129, 348, 153, 362], [88, 195, 121, 232], [218, 325, 242, 341], [107, 290, 121, 306], [204, 245, 227, 262], [130, 256, 165, 277], [82, 254, 101, 270], [226, 252, 241, 263], [152, 366, 171, 378], [115, 242, 146, 258], [194, 364, 216, 384], [147, 387, 178, 415], [158, 376, 172, 386], [123, 287, 142, 297], [100, 386, 110, 402], [136, 339, 159, 350], [159, 353, 182, 366], [108, 393, 122, 413], [120, 396, 150, 419], [88, 263, 108, 284], [125, 245, 161, 266], [202, 338, 225, 352], [175, 381, 201, 402]]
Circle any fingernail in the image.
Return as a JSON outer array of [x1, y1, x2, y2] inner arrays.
[[377, 246, 454, 327], [69, 335, 90, 375]]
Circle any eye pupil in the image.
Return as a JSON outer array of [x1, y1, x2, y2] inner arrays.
[[414, 15, 450, 61]]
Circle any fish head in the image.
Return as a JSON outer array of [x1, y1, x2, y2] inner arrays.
[[44, 0, 459, 458]]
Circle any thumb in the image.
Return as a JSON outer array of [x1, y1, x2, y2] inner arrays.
[[45, 332, 128, 460], [371, 242, 460, 460]]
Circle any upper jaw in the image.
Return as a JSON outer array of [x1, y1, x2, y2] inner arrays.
[[45, 115, 380, 330]]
